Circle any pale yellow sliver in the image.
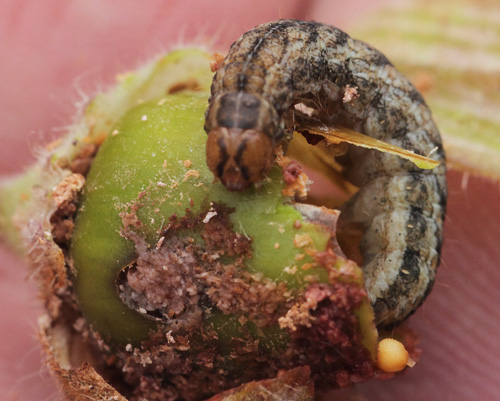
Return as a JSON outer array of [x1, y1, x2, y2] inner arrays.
[[299, 125, 440, 170]]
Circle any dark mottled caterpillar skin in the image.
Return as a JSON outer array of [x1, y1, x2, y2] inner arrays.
[[204, 20, 447, 326]]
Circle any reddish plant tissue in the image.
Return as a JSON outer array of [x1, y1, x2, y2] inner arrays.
[[110, 198, 374, 400], [283, 160, 304, 184], [290, 283, 374, 388]]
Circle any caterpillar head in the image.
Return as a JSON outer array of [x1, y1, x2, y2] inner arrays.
[[206, 127, 274, 191]]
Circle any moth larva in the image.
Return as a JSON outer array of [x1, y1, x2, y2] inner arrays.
[[204, 19, 447, 326]]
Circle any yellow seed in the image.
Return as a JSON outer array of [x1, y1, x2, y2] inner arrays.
[[377, 338, 410, 373]]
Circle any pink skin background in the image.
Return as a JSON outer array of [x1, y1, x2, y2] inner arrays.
[[1, 1, 499, 400]]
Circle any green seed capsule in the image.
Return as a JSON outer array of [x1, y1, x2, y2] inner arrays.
[[70, 93, 349, 346], [69, 69, 377, 399]]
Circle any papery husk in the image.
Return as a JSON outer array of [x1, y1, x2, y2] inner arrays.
[[19, 175, 123, 399], [39, 316, 127, 401]]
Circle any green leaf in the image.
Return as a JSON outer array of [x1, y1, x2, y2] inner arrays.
[[352, 0, 500, 179]]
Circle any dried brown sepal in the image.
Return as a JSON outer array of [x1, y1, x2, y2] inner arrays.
[[50, 173, 86, 246], [12, 136, 117, 401], [206, 366, 314, 401], [39, 317, 126, 401], [22, 179, 73, 318]]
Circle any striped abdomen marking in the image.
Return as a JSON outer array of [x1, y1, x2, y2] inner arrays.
[[204, 19, 447, 326]]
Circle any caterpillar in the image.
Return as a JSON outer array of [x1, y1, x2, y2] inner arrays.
[[204, 19, 447, 327]]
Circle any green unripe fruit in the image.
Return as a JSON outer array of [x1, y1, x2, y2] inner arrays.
[[65, 50, 377, 399], [70, 93, 342, 346], [0, 47, 378, 400]]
